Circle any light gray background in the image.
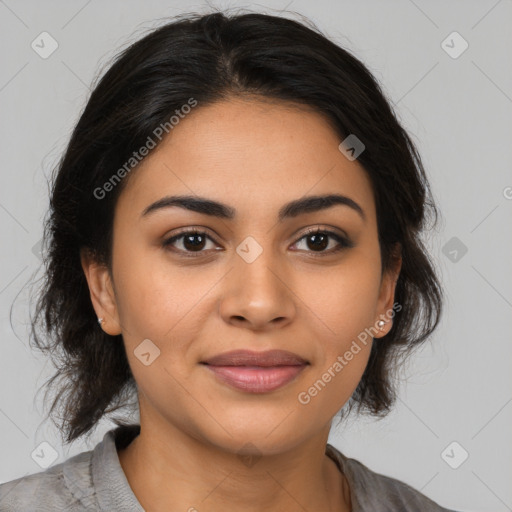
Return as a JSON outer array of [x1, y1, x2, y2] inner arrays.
[[1, 1, 511, 511]]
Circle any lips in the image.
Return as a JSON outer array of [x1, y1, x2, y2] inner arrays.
[[202, 349, 308, 367], [201, 349, 309, 393]]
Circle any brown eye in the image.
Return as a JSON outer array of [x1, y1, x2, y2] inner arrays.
[[163, 230, 217, 255], [292, 228, 353, 255]]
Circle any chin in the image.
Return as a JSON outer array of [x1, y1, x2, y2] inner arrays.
[[199, 416, 313, 458]]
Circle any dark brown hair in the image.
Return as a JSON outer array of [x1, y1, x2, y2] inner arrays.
[[26, 9, 443, 444]]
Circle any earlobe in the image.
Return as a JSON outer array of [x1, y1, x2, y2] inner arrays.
[[80, 248, 122, 336]]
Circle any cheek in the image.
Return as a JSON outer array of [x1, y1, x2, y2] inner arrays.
[[295, 344, 372, 425], [295, 253, 382, 341], [112, 240, 205, 338], [112, 253, 219, 396], [296, 329, 373, 420], [291, 253, 379, 410]]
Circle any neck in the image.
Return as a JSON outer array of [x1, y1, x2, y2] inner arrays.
[[117, 418, 351, 512]]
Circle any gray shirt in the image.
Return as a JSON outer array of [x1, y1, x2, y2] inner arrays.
[[0, 424, 459, 511]]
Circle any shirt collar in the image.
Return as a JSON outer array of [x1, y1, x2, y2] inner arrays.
[[92, 423, 144, 511]]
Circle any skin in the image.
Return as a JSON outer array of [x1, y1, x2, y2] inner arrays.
[[81, 96, 402, 512]]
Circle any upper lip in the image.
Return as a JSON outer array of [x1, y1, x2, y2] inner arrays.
[[202, 349, 308, 367]]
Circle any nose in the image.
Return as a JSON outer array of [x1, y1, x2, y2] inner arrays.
[[218, 247, 296, 332]]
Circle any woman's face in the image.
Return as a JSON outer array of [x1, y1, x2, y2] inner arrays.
[[83, 97, 401, 455]]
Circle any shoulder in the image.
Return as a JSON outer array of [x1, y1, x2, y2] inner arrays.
[[0, 449, 96, 512], [326, 444, 460, 512]]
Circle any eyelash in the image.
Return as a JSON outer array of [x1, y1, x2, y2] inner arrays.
[[162, 227, 354, 258]]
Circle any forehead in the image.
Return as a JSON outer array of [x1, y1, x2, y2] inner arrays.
[[116, 97, 376, 225]]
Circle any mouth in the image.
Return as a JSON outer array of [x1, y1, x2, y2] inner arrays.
[[201, 349, 309, 393]]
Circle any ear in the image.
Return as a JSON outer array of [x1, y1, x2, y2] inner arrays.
[[374, 243, 402, 338], [80, 247, 122, 336]]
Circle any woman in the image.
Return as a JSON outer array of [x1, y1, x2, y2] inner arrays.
[[0, 10, 458, 512]]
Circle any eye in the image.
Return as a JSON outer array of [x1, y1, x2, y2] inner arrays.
[[162, 229, 219, 256], [291, 228, 353, 255]]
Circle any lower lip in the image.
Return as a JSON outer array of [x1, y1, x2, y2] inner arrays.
[[204, 364, 307, 393]]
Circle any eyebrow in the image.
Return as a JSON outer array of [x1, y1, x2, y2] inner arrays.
[[140, 193, 366, 223]]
